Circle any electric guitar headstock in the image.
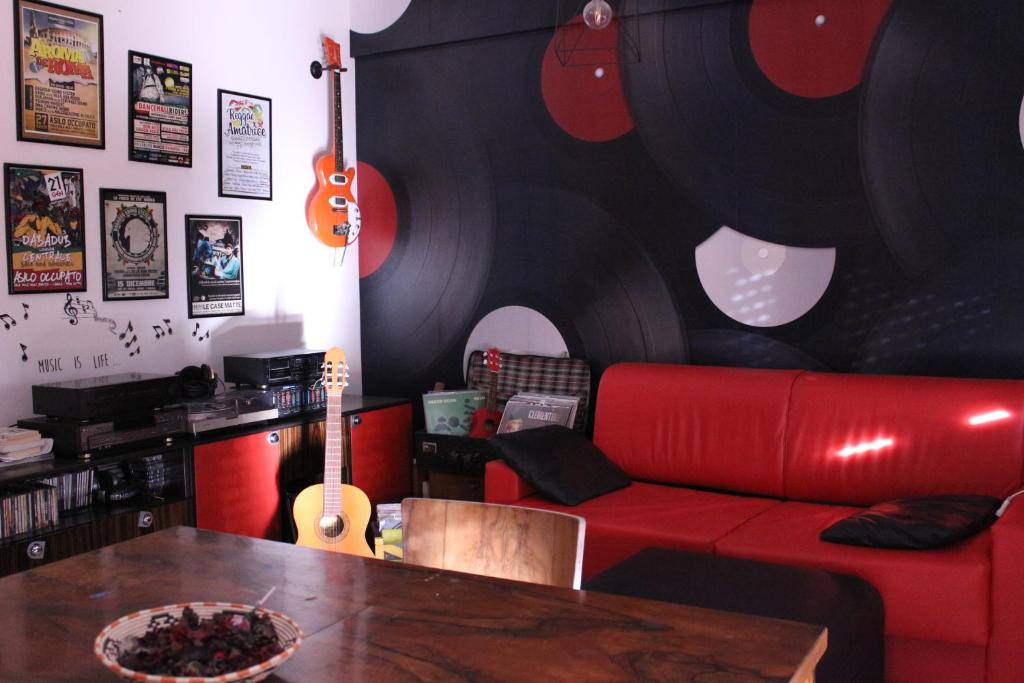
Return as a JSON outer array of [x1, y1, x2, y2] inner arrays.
[[310, 36, 344, 79], [322, 347, 350, 397]]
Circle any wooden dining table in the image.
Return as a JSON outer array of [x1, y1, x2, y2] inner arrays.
[[0, 527, 826, 682]]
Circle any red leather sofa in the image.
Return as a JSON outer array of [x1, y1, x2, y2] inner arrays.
[[485, 363, 1024, 683]]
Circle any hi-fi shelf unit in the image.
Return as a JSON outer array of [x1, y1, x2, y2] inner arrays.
[[0, 442, 194, 576], [0, 395, 412, 576]]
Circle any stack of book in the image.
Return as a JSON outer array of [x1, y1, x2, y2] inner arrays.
[[374, 502, 403, 561], [0, 427, 54, 465], [497, 393, 580, 434]]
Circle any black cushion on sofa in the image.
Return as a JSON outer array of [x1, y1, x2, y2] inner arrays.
[[489, 425, 630, 506], [820, 495, 1002, 550]]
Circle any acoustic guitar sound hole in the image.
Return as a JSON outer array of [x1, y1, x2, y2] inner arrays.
[[317, 513, 349, 542]]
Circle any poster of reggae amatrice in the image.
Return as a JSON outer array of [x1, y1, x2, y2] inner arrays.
[[14, 0, 104, 148], [4, 163, 87, 295], [218, 89, 272, 200], [100, 189, 168, 301]]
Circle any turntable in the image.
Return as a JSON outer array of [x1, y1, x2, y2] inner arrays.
[[184, 389, 279, 434]]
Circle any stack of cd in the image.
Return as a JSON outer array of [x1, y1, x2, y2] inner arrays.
[[127, 454, 168, 496]]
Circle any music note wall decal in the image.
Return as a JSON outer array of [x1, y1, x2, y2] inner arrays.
[[63, 295, 79, 325], [118, 321, 134, 341], [21, 303, 29, 320], [20, 343, 27, 362], [0, 314, 15, 330]]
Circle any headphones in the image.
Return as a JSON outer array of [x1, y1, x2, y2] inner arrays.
[[178, 363, 218, 399]]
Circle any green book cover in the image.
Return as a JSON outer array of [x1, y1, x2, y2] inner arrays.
[[422, 390, 486, 435]]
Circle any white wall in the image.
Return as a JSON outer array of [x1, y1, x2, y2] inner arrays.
[[0, 0, 361, 426]]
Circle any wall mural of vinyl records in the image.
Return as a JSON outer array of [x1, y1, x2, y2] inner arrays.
[[853, 235, 1024, 378], [414, 177, 691, 391], [474, 182, 688, 373], [688, 329, 829, 371], [861, 0, 1024, 276], [357, 52, 497, 388], [623, 1, 886, 248]]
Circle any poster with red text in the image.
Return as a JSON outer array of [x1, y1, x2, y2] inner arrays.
[[4, 163, 87, 294], [15, 0, 105, 148], [128, 51, 192, 166]]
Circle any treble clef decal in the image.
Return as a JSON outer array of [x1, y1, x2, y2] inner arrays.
[[63, 294, 80, 325]]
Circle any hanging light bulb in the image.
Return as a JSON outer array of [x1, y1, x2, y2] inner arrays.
[[582, 0, 613, 30]]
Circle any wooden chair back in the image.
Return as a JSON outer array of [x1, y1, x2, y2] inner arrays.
[[401, 498, 586, 589]]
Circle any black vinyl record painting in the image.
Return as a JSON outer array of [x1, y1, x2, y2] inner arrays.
[[354, 0, 1024, 404], [860, 0, 1024, 276]]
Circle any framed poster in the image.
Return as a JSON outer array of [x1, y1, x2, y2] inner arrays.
[[99, 189, 168, 300], [128, 51, 192, 166], [13, 0, 105, 148], [4, 163, 86, 294], [218, 89, 272, 200], [186, 215, 244, 318]]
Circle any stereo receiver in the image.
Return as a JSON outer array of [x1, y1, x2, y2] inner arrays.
[[223, 349, 325, 388]]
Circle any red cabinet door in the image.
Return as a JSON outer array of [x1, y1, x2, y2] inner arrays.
[[194, 431, 282, 540], [351, 404, 412, 504]]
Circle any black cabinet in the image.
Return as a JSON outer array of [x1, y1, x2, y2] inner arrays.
[[0, 446, 193, 577]]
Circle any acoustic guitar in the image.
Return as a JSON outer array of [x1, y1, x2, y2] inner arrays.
[[292, 347, 373, 557], [468, 348, 503, 438], [307, 36, 361, 249]]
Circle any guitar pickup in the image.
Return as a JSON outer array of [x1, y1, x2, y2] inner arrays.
[[333, 223, 351, 236], [329, 173, 349, 185], [329, 196, 348, 208]]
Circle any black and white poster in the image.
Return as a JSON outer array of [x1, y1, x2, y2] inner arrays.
[[128, 51, 192, 166], [186, 215, 243, 318], [99, 188, 168, 300], [218, 89, 272, 200]]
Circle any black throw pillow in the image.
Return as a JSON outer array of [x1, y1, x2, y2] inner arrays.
[[489, 425, 631, 506], [820, 495, 1002, 550]]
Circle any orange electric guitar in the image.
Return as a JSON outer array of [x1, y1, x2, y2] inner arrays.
[[292, 347, 374, 557], [468, 348, 503, 438], [307, 37, 360, 248]]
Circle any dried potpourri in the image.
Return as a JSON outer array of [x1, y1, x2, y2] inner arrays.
[[117, 606, 284, 677]]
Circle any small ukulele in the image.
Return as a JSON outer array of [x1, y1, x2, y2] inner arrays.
[[307, 36, 361, 249], [292, 348, 373, 557], [468, 348, 503, 438]]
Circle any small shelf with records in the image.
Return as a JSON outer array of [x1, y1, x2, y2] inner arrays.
[[496, 393, 580, 434]]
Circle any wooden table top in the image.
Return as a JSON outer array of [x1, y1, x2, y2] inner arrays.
[[0, 527, 826, 682]]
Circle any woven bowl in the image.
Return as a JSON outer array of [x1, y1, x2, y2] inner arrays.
[[94, 602, 303, 683]]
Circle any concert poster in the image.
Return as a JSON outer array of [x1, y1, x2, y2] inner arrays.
[[128, 51, 192, 167], [3, 163, 87, 295], [14, 0, 105, 148], [99, 189, 168, 301], [218, 89, 272, 200], [185, 215, 244, 318]]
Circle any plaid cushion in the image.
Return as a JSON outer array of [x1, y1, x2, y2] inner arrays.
[[466, 351, 591, 432]]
